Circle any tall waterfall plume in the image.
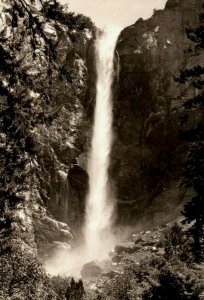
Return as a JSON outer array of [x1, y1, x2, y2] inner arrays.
[[84, 28, 120, 259]]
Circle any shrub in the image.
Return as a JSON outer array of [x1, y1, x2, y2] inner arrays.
[[50, 276, 85, 300], [163, 223, 192, 262], [143, 260, 203, 300], [0, 240, 57, 299], [98, 255, 204, 300]]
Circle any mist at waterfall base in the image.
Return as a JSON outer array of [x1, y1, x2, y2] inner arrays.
[[45, 28, 120, 278]]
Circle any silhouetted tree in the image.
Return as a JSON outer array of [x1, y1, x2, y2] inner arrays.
[[65, 278, 85, 300], [143, 264, 201, 300], [163, 223, 191, 262], [176, 6, 204, 262]]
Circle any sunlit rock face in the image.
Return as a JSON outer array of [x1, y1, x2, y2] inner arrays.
[[113, 0, 203, 225], [0, 2, 96, 259], [11, 189, 73, 261], [34, 23, 96, 234]]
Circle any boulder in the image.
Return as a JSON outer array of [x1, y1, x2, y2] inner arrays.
[[115, 242, 141, 254], [81, 262, 102, 280], [111, 254, 122, 263], [68, 164, 89, 191]]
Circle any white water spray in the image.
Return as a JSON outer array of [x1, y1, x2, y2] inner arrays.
[[84, 28, 120, 260]]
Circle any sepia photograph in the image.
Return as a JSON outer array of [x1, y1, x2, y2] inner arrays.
[[0, 0, 204, 299]]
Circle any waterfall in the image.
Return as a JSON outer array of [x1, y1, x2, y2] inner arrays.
[[84, 28, 120, 259], [45, 28, 120, 277]]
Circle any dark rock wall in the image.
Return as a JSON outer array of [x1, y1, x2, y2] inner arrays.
[[112, 0, 203, 225]]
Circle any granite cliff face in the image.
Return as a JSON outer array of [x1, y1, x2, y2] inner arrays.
[[113, 0, 203, 225]]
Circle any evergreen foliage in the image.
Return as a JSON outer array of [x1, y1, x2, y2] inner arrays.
[[0, 0, 54, 233], [163, 223, 191, 262], [42, 0, 95, 41], [142, 261, 201, 300], [97, 256, 203, 300], [49, 276, 85, 300], [95, 225, 204, 300], [65, 278, 85, 300], [0, 239, 57, 299], [175, 7, 204, 262], [0, 238, 86, 299]]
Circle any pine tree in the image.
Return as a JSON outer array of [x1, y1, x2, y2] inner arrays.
[[65, 278, 85, 300], [176, 7, 204, 262]]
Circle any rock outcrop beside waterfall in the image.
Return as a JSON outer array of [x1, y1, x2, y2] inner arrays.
[[34, 25, 93, 233], [113, 0, 203, 225], [0, 0, 96, 260], [32, 20, 95, 256]]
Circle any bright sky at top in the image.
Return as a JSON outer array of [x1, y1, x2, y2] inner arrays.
[[60, 0, 167, 30]]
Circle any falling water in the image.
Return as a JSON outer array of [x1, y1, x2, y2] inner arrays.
[[84, 28, 120, 260]]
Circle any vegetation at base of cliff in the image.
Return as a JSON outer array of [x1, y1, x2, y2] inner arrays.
[[99, 259, 202, 300], [175, 5, 204, 263], [87, 223, 204, 300], [0, 239, 86, 299], [0, 206, 86, 299], [50, 277, 85, 300]]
